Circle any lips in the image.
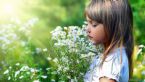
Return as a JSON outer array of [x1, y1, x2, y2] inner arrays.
[[87, 35, 93, 39]]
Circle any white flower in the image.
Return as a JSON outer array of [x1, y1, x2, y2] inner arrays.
[[51, 79, 55, 82], [76, 60, 80, 64], [43, 48, 48, 52], [33, 80, 40, 82], [67, 76, 71, 79], [15, 63, 20, 66], [57, 65, 62, 71], [15, 70, 20, 77], [19, 76, 24, 79], [80, 52, 96, 58], [3, 69, 9, 74], [142, 70, 145, 75], [53, 58, 58, 63], [139, 45, 145, 48], [9, 66, 12, 69], [137, 48, 143, 55], [20, 65, 30, 71], [41, 75, 47, 79], [46, 67, 51, 70], [21, 41, 27, 47], [30, 68, 37, 73], [35, 48, 41, 53], [47, 57, 52, 61], [64, 27, 67, 30], [8, 76, 11, 80], [63, 67, 69, 72]]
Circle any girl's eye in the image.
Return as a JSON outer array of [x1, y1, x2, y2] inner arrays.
[[92, 24, 97, 27]]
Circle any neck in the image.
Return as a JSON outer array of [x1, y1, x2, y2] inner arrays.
[[103, 42, 120, 53]]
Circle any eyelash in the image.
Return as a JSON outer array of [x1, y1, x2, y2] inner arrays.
[[85, 21, 98, 27], [92, 24, 97, 27]]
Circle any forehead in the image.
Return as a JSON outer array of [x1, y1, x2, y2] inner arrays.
[[86, 16, 98, 23]]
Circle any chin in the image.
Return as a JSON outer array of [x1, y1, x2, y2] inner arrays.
[[92, 41, 102, 46]]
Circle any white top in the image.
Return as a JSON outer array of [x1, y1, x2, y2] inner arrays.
[[84, 47, 129, 82]]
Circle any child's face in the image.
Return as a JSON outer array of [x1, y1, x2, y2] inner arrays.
[[86, 16, 106, 45]]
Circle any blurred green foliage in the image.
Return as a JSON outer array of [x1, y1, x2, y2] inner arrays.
[[130, 0, 145, 44]]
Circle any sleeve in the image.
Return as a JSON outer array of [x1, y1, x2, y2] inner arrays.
[[98, 53, 124, 82]]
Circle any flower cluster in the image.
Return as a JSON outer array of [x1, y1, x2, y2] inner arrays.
[[50, 24, 103, 56], [50, 24, 104, 81], [0, 18, 38, 51], [3, 63, 49, 82]]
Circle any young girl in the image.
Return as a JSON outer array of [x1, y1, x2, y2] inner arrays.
[[84, 0, 134, 82]]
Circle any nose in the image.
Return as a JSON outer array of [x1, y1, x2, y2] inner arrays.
[[86, 25, 91, 34]]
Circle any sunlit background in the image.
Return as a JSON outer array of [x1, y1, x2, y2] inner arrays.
[[0, 0, 145, 82]]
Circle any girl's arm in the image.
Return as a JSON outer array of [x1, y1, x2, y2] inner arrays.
[[99, 77, 117, 82]]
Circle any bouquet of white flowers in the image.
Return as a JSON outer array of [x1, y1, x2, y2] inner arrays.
[[50, 23, 103, 81]]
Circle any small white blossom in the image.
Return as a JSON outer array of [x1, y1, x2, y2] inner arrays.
[[35, 48, 41, 53], [15, 70, 20, 77], [41, 75, 47, 79], [46, 67, 51, 70], [8, 76, 11, 80], [15, 63, 20, 66], [43, 48, 48, 52], [20, 65, 30, 71], [19, 76, 24, 79], [47, 57, 52, 61], [33, 80, 40, 82], [3, 69, 9, 74], [51, 79, 55, 82], [53, 58, 58, 63], [67, 76, 71, 79], [142, 70, 145, 75], [9, 66, 12, 69]]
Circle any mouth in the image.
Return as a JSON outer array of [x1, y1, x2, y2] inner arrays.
[[87, 35, 93, 39]]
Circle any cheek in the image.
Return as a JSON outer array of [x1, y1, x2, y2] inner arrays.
[[93, 26, 106, 43]]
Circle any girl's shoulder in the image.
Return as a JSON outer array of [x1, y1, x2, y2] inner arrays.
[[84, 47, 129, 82], [105, 47, 128, 64], [100, 47, 129, 82]]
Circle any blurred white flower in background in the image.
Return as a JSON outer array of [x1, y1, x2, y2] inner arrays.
[[43, 48, 48, 52], [0, 18, 38, 51], [41, 75, 47, 79], [33, 80, 40, 82], [3, 69, 9, 74]]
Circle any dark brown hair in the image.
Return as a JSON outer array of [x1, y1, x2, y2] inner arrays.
[[85, 0, 134, 79]]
